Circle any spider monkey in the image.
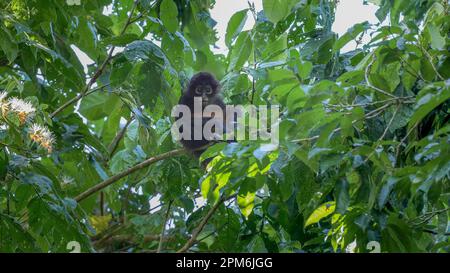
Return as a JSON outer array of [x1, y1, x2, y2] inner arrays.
[[176, 72, 230, 166]]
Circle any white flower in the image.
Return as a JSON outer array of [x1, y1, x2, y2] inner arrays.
[[41, 131, 55, 152], [9, 97, 36, 114], [29, 124, 45, 143], [0, 91, 8, 102], [41, 129, 54, 140], [66, 0, 81, 6], [29, 123, 55, 153], [61, 175, 74, 185], [8, 97, 36, 124], [346, 241, 357, 253], [0, 92, 9, 116], [29, 123, 44, 133]]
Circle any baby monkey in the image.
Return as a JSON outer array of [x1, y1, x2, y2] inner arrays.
[[176, 72, 230, 165]]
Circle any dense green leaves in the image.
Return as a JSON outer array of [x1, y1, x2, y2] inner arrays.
[[262, 0, 297, 23], [409, 85, 450, 129]]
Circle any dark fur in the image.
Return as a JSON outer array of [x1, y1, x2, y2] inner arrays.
[[177, 72, 226, 163]]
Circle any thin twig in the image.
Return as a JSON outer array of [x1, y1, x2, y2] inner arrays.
[[379, 104, 400, 141], [108, 117, 134, 156], [91, 202, 168, 244], [293, 101, 395, 143], [385, 28, 425, 83], [50, 0, 139, 118], [363, 104, 400, 164], [422, 229, 450, 236], [49, 84, 110, 118], [419, 44, 444, 81], [100, 191, 104, 216], [365, 54, 398, 98], [176, 194, 237, 253], [157, 200, 173, 253], [410, 208, 450, 226], [398, 55, 425, 82], [196, 221, 230, 244], [249, 1, 257, 104], [94, 233, 174, 249], [395, 121, 419, 166], [142, 202, 165, 214], [324, 96, 415, 109]]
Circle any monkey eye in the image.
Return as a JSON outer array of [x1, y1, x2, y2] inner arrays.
[[195, 86, 202, 95], [205, 86, 213, 95]]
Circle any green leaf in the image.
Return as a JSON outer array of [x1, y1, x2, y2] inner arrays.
[[135, 62, 169, 109], [409, 86, 450, 129], [79, 92, 119, 120], [262, 0, 297, 23], [199, 143, 227, 162], [76, 18, 98, 60], [0, 26, 18, 63], [297, 60, 313, 80], [378, 177, 398, 208], [333, 22, 370, 52], [335, 179, 349, 214], [225, 9, 249, 48], [427, 24, 445, 50], [19, 173, 53, 195], [110, 56, 134, 86], [0, 214, 38, 252], [337, 70, 364, 86], [262, 33, 287, 61], [124, 40, 166, 63], [104, 33, 140, 46], [228, 31, 253, 71], [160, 0, 179, 33], [237, 178, 259, 218], [305, 201, 336, 227], [0, 150, 7, 180]]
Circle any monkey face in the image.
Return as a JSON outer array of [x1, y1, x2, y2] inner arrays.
[[186, 72, 220, 106], [194, 84, 214, 106]]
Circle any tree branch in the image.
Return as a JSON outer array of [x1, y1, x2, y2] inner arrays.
[[49, 84, 110, 118], [422, 229, 450, 236], [177, 194, 236, 253], [50, 0, 139, 119], [74, 143, 213, 202], [74, 148, 187, 202], [94, 233, 174, 249]]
